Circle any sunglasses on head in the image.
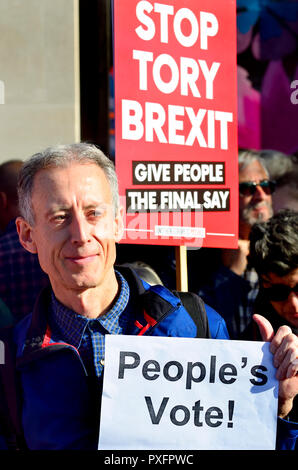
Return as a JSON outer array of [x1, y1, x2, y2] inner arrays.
[[239, 180, 276, 196], [261, 283, 298, 302]]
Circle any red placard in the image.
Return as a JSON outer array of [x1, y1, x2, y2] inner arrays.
[[114, 0, 238, 248]]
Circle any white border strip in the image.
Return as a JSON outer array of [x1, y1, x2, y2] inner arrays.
[[124, 228, 235, 237], [207, 232, 235, 237], [124, 228, 154, 232]]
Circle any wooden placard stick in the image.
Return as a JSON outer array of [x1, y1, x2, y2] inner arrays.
[[175, 245, 188, 292]]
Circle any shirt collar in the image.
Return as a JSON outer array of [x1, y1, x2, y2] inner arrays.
[[50, 270, 130, 349]]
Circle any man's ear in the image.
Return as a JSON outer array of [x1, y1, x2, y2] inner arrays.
[[15, 216, 37, 254], [114, 206, 124, 243]]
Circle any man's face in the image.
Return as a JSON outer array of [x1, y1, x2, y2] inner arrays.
[[17, 163, 123, 300], [261, 269, 298, 328], [239, 160, 273, 227]]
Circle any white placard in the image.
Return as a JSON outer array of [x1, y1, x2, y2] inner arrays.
[[98, 336, 278, 450]]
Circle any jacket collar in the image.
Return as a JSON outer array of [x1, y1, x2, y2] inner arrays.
[[19, 265, 178, 359], [22, 283, 52, 354]]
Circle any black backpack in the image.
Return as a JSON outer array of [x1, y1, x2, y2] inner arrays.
[[172, 290, 211, 339]]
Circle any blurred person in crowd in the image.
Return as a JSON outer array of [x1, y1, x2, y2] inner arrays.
[[243, 209, 298, 338], [242, 209, 298, 424], [0, 297, 14, 328], [190, 149, 275, 339], [0, 160, 23, 234], [116, 244, 177, 289], [0, 143, 296, 450], [260, 150, 298, 213], [0, 159, 48, 321]]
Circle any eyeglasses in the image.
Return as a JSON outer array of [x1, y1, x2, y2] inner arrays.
[[261, 284, 298, 302], [239, 180, 276, 196]]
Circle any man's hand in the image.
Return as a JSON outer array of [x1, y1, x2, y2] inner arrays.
[[253, 314, 298, 419]]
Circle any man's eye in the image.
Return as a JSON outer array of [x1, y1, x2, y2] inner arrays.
[[89, 209, 104, 217]]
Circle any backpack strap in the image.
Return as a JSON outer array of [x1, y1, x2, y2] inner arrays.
[[172, 291, 211, 339]]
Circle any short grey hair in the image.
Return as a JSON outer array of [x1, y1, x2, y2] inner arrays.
[[238, 149, 269, 177], [18, 143, 119, 225]]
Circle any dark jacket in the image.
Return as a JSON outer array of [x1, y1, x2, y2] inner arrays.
[[198, 265, 256, 339], [241, 293, 298, 428]]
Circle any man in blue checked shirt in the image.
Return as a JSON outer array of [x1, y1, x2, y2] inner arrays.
[[0, 142, 297, 450]]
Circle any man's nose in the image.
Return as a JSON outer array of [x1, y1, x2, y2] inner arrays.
[[69, 214, 91, 244], [252, 183, 269, 201]]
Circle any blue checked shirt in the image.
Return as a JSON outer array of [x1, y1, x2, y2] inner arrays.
[[50, 270, 132, 377]]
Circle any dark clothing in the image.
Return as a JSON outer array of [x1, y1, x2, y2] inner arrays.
[[188, 248, 258, 340], [241, 294, 298, 426], [241, 293, 298, 340], [0, 220, 49, 321]]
